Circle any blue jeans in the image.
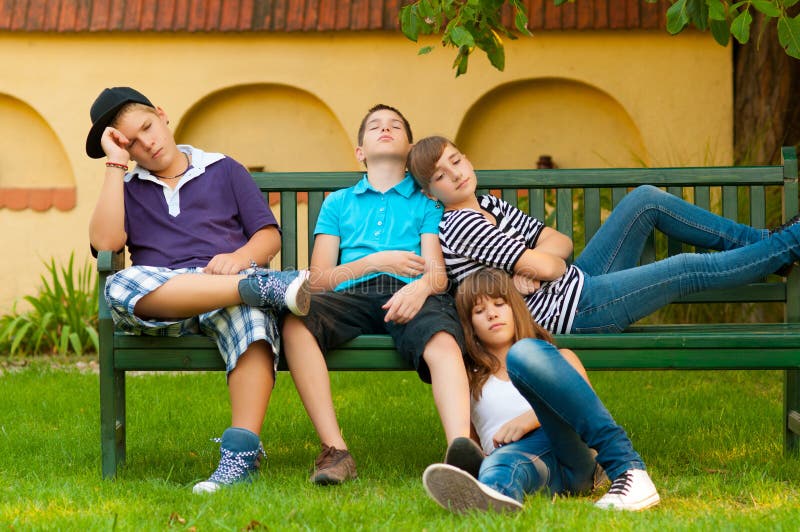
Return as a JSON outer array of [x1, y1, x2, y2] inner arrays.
[[571, 185, 800, 333], [479, 338, 644, 502]]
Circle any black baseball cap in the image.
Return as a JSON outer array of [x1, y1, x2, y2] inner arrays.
[[86, 87, 154, 159]]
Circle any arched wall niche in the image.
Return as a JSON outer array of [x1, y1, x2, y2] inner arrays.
[[0, 94, 75, 211], [456, 78, 648, 170], [175, 84, 356, 172]]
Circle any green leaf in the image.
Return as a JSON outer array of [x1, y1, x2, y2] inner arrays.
[[418, 45, 435, 55], [400, 5, 419, 42], [710, 19, 731, 45], [730, 9, 753, 43], [86, 326, 99, 353], [418, 0, 435, 21], [685, 0, 709, 31], [10, 321, 33, 355], [752, 0, 781, 17], [59, 325, 71, 356], [707, 0, 727, 21], [666, 0, 690, 34], [449, 26, 476, 48], [778, 14, 800, 59], [785, 0, 800, 8], [554, 0, 569, 5], [514, 8, 532, 35], [68, 332, 83, 356], [484, 30, 505, 70], [453, 47, 470, 76]]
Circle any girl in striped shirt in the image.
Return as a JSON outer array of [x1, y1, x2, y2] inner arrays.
[[408, 136, 800, 334]]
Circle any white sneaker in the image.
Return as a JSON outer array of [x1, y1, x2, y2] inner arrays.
[[423, 463, 523, 514], [594, 469, 660, 511]]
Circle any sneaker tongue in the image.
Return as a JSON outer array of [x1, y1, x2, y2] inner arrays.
[[221, 427, 260, 452]]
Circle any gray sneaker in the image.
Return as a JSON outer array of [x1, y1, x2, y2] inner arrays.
[[310, 444, 358, 485], [444, 437, 484, 478], [423, 463, 523, 514], [192, 427, 266, 494], [238, 268, 310, 316]]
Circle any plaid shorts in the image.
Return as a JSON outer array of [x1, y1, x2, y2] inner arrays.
[[105, 265, 280, 374]]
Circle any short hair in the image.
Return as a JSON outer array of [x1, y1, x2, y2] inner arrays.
[[110, 102, 158, 128], [357, 104, 413, 146], [407, 135, 454, 193]]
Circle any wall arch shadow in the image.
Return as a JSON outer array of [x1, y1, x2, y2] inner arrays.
[[175, 84, 355, 172], [0, 94, 75, 211], [456, 79, 648, 169]]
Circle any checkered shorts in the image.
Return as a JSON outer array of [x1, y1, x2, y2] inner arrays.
[[105, 265, 280, 374]]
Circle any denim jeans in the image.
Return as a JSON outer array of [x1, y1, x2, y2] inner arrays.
[[571, 185, 800, 333], [478, 338, 645, 502]]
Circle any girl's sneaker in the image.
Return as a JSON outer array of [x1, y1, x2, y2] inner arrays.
[[193, 427, 267, 494], [444, 437, 484, 479], [238, 268, 310, 316], [594, 469, 660, 511], [423, 463, 523, 514]]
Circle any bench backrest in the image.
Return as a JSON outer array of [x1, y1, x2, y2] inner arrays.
[[252, 147, 799, 315]]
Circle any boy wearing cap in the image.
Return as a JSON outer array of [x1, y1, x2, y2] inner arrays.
[[281, 104, 481, 485], [87, 86, 310, 493]]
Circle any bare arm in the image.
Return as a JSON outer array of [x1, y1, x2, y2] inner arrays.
[[204, 226, 282, 275], [89, 127, 132, 251], [381, 233, 447, 324], [492, 410, 541, 448], [534, 227, 573, 260], [514, 248, 567, 281]]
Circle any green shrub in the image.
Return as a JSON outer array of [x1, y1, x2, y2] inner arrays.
[[0, 253, 98, 356]]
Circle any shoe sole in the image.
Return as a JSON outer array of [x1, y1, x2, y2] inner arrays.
[[285, 270, 311, 316], [595, 492, 661, 511], [423, 463, 523, 514], [444, 437, 484, 479], [310, 471, 358, 486], [192, 481, 222, 494]]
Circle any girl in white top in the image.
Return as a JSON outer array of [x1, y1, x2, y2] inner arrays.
[[422, 269, 660, 513]]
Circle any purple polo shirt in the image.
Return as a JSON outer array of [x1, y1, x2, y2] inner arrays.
[[123, 146, 278, 269]]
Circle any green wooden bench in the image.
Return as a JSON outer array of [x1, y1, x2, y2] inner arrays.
[[98, 147, 800, 478]]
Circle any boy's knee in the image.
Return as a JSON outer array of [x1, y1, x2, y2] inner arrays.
[[422, 332, 462, 363]]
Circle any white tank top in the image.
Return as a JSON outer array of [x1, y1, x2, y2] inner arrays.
[[470, 375, 533, 456]]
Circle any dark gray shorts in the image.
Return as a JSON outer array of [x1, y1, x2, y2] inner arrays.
[[298, 275, 465, 383]]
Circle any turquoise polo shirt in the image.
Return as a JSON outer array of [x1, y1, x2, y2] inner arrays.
[[314, 173, 443, 291]]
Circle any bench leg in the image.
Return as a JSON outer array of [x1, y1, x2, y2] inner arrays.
[[786, 369, 800, 455], [100, 365, 126, 478]]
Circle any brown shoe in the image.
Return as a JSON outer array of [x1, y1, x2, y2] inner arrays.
[[310, 444, 357, 485]]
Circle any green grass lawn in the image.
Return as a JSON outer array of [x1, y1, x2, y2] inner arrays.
[[1, 361, 799, 530]]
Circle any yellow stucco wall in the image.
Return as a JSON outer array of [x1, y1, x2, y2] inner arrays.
[[0, 30, 731, 312]]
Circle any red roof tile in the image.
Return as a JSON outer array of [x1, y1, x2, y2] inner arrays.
[[0, 0, 669, 32]]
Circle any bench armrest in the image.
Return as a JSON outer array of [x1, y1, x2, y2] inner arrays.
[[97, 250, 126, 273]]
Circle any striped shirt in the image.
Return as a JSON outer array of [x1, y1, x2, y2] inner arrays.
[[439, 194, 584, 334]]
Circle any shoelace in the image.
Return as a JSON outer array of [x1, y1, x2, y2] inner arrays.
[[248, 261, 272, 307], [208, 438, 266, 485], [606, 471, 634, 495], [315, 445, 345, 468], [771, 214, 800, 234]]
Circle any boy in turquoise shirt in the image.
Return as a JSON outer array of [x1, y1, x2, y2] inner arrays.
[[282, 105, 481, 484]]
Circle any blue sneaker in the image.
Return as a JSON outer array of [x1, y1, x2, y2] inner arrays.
[[238, 268, 311, 316], [192, 427, 266, 494]]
